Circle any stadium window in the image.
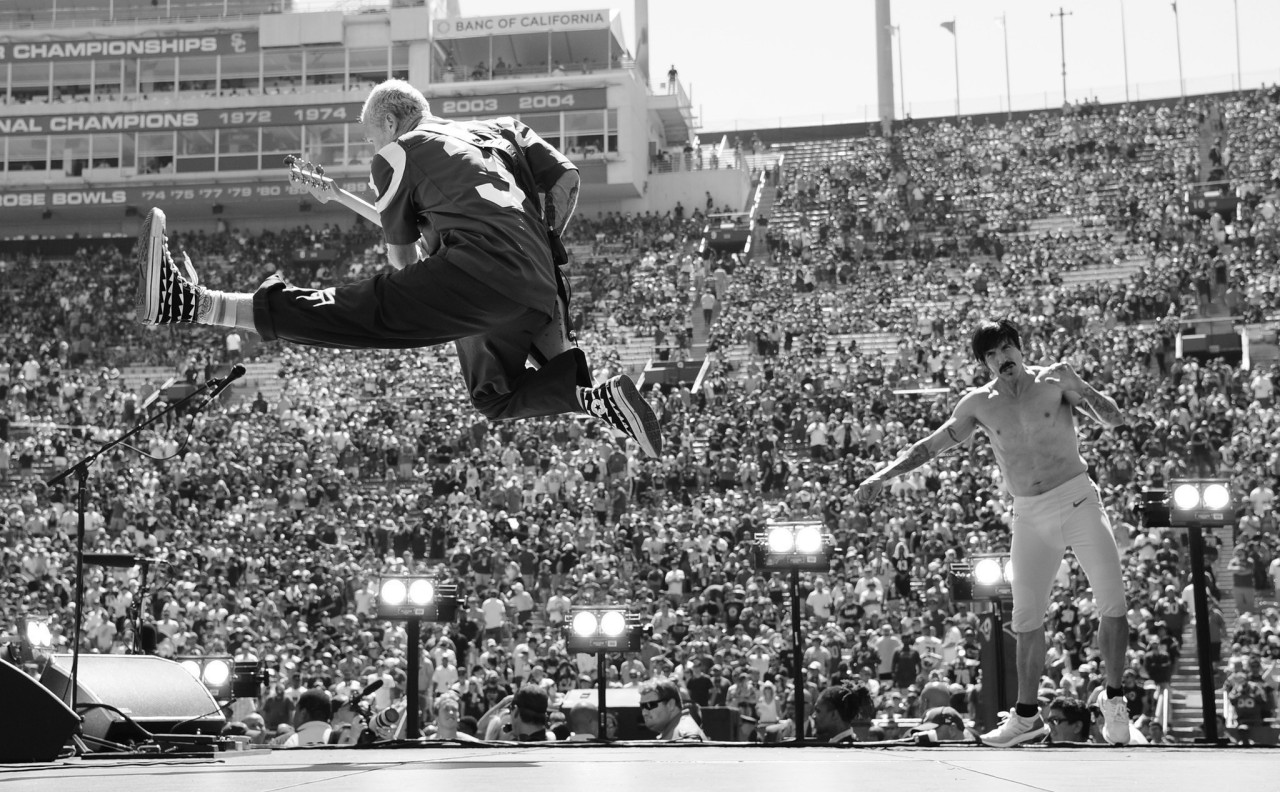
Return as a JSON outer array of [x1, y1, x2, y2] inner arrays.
[[90, 133, 122, 169], [137, 131, 175, 174], [606, 108, 618, 154], [139, 57, 176, 96], [178, 55, 218, 93], [304, 47, 345, 88], [220, 52, 260, 94], [263, 51, 303, 93], [93, 59, 123, 99], [218, 127, 259, 171], [261, 124, 302, 160], [120, 131, 136, 170], [10, 62, 51, 103], [302, 123, 346, 168], [7, 135, 50, 172], [391, 44, 409, 80], [52, 61, 93, 101], [178, 129, 216, 157], [348, 47, 389, 87], [50, 134, 91, 176]]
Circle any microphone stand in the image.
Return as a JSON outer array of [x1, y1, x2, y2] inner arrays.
[[46, 370, 240, 741]]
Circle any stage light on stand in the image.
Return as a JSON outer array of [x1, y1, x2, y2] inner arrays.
[[565, 606, 643, 741], [948, 554, 1014, 723], [1166, 477, 1233, 744], [1169, 479, 1232, 526], [752, 521, 834, 741], [374, 575, 458, 740]]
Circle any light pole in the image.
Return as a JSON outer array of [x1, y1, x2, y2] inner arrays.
[[888, 24, 905, 121], [1050, 6, 1073, 105], [1232, 0, 1242, 91]]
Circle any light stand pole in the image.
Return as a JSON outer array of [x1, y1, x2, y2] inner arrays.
[[376, 577, 458, 742], [788, 569, 804, 731], [753, 521, 833, 742], [1172, 2, 1185, 99], [1165, 478, 1233, 745], [1186, 525, 1220, 743]]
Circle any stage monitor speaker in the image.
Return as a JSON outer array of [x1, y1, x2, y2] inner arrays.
[[559, 687, 654, 740], [40, 654, 225, 744], [0, 657, 79, 763], [697, 705, 742, 741]]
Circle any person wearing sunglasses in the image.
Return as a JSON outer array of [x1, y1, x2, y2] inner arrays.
[[638, 677, 706, 741]]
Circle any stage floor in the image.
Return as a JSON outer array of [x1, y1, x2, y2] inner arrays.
[[3, 743, 1276, 792]]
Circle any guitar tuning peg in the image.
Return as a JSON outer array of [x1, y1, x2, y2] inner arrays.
[[284, 155, 296, 166], [316, 165, 325, 176]]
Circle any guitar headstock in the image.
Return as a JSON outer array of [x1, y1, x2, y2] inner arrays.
[[285, 155, 336, 200]]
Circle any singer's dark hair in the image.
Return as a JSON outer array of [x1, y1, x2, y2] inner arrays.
[[970, 319, 1023, 364]]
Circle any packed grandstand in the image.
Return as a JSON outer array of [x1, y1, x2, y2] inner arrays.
[[3, 80, 1280, 746]]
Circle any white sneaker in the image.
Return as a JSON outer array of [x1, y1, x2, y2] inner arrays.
[[979, 711, 1048, 748], [1099, 693, 1132, 745]]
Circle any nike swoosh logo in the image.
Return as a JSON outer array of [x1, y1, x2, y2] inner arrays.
[[1071, 497, 1087, 508]]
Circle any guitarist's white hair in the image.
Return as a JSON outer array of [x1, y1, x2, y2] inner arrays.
[[360, 79, 431, 133]]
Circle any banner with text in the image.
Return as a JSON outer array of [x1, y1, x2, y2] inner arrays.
[[431, 88, 606, 118], [0, 102, 362, 135], [0, 31, 258, 63], [0, 175, 372, 211], [433, 10, 610, 40]]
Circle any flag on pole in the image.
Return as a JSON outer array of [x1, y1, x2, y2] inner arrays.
[[941, 19, 956, 34]]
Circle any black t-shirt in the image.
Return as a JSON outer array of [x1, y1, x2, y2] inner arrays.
[[687, 675, 714, 707]]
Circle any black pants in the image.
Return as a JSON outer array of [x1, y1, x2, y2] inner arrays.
[[251, 258, 588, 420]]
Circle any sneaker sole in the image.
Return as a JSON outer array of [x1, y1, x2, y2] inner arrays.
[[608, 375, 662, 458], [979, 725, 1047, 748], [134, 207, 166, 324]]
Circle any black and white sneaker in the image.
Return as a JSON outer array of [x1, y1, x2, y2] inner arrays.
[[135, 207, 206, 325], [581, 375, 662, 458]]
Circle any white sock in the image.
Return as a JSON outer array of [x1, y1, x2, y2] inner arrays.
[[199, 290, 252, 328]]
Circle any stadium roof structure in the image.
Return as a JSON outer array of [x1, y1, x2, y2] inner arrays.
[[0, 0, 416, 29]]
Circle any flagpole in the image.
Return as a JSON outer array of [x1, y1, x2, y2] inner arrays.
[[1172, 1, 1185, 99], [942, 19, 959, 118], [1120, 0, 1130, 103], [1000, 13, 1011, 118], [1232, 0, 1242, 91]]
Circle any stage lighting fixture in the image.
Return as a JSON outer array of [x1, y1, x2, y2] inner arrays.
[[1168, 479, 1232, 527], [752, 521, 834, 571], [376, 576, 458, 621], [565, 607, 642, 653], [24, 617, 52, 649], [176, 655, 235, 700], [952, 554, 1014, 600]]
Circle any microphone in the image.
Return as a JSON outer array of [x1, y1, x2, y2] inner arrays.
[[358, 679, 384, 700], [207, 364, 247, 401], [83, 553, 150, 568]]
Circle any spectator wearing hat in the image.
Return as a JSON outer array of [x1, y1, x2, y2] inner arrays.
[[908, 706, 971, 742], [639, 677, 706, 741]]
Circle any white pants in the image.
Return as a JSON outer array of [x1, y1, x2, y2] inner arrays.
[[1010, 472, 1127, 632]]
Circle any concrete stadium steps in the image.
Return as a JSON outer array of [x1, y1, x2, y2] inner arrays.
[[117, 364, 181, 397], [1054, 258, 1146, 288], [236, 359, 285, 404], [614, 335, 656, 378]]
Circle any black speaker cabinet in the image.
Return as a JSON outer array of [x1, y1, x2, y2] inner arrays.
[[41, 654, 225, 744], [0, 657, 79, 763], [697, 705, 742, 741]]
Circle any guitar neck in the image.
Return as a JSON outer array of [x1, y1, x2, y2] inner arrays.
[[331, 187, 383, 228]]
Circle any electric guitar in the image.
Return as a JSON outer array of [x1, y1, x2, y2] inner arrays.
[[284, 155, 382, 227]]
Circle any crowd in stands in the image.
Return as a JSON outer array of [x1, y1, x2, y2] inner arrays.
[[3, 86, 1280, 745]]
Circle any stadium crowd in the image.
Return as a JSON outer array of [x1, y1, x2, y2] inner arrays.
[[2, 86, 1280, 745]]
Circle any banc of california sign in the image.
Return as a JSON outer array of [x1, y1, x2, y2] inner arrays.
[[433, 10, 609, 40]]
